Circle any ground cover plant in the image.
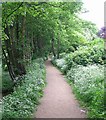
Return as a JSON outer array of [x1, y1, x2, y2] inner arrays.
[[67, 65, 104, 118], [2, 59, 46, 119]]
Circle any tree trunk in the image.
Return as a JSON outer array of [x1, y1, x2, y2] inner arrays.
[[4, 26, 16, 81], [17, 15, 26, 75], [10, 24, 17, 72], [57, 33, 60, 59], [51, 35, 56, 57]]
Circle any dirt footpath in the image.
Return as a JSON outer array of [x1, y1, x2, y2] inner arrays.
[[34, 60, 86, 118]]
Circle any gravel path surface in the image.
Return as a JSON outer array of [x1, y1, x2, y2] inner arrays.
[[34, 60, 86, 118]]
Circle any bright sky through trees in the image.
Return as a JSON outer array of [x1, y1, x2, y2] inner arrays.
[[80, 0, 105, 29]]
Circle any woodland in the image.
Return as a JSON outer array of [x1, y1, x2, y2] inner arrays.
[[0, 1, 105, 119]]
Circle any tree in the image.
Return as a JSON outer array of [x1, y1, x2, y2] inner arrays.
[[2, 2, 98, 83]]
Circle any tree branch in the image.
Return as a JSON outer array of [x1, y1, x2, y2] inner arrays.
[[5, 2, 23, 23]]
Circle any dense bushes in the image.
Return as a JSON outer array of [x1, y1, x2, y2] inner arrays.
[[52, 38, 104, 72], [65, 39, 104, 69], [52, 38, 104, 118], [55, 39, 104, 71], [2, 58, 46, 119]]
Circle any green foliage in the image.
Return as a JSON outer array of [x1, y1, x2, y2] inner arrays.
[[81, 20, 98, 41], [67, 65, 104, 118], [2, 2, 103, 119], [2, 72, 13, 91], [65, 39, 104, 70], [2, 58, 46, 119], [52, 38, 104, 73], [51, 58, 68, 74], [2, 2, 97, 62]]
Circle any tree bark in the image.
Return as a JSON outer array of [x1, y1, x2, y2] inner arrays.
[[2, 47, 15, 82], [4, 25, 16, 81]]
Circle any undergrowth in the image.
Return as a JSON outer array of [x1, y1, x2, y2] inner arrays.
[[2, 58, 46, 119]]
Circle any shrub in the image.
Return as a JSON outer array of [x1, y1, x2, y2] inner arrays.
[[52, 58, 68, 73], [2, 58, 46, 119], [65, 39, 104, 71], [53, 39, 104, 73], [55, 59, 66, 68]]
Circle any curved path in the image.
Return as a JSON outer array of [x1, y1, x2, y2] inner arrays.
[[34, 60, 86, 118]]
